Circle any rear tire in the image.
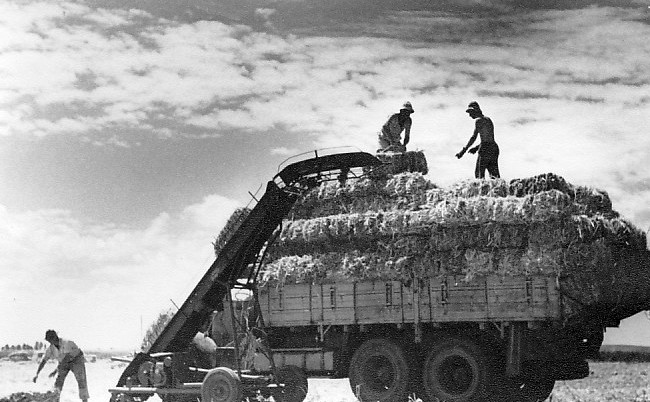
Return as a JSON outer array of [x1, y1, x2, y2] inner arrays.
[[348, 338, 410, 402], [201, 367, 242, 402], [503, 378, 555, 402], [422, 336, 490, 402]]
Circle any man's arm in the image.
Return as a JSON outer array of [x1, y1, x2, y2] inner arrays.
[[33, 358, 48, 382], [456, 128, 479, 159], [402, 119, 411, 147]]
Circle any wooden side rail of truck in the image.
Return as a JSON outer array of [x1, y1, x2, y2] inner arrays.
[[254, 274, 601, 402]]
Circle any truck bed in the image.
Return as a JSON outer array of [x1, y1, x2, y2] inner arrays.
[[258, 275, 561, 327]]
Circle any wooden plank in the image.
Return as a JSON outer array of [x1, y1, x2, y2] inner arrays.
[[258, 275, 562, 328]]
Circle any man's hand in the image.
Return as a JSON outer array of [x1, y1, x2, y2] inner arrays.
[[32, 375, 38, 383], [455, 149, 465, 159], [49, 368, 58, 378], [468, 145, 479, 154]]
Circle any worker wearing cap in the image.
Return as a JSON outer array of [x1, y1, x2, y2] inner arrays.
[[33, 330, 89, 402], [456, 101, 501, 179], [377, 101, 414, 153]]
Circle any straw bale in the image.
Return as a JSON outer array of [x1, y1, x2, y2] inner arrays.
[[447, 178, 509, 198], [213, 207, 251, 256], [526, 215, 648, 250], [275, 192, 582, 255], [364, 150, 428, 179], [289, 172, 435, 219], [520, 248, 564, 275], [462, 249, 495, 281], [430, 223, 528, 251], [530, 190, 574, 221], [490, 196, 533, 223], [508, 173, 575, 197], [574, 186, 613, 215], [425, 188, 447, 205], [558, 240, 614, 307]]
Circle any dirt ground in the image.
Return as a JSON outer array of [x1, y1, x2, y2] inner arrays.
[[1, 359, 650, 402]]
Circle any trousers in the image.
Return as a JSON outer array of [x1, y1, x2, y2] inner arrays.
[[54, 352, 89, 401], [475, 141, 500, 179]]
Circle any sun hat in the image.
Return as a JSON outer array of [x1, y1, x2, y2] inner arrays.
[[401, 101, 414, 113], [466, 101, 482, 113]]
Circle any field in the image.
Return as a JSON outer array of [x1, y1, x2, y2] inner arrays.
[[2, 359, 650, 402]]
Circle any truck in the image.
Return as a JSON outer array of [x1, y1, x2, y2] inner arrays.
[[110, 149, 650, 402]]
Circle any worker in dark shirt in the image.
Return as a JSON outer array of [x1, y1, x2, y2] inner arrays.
[[455, 101, 500, 178]]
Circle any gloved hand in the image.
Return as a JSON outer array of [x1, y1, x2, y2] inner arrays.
[[468, 145, 479, 154], [455, 149, 466, 159]]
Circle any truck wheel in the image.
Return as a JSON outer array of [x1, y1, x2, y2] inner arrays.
[[201, 367, 242, 402], [348, 338, 409, 402], [422, 337, 489, 402], [505, 379, 555, 402], [276, 365, 308, 402]]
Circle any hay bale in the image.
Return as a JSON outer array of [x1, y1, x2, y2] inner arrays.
[[527, 215, 648, 250], [0, 393, 58, 402], [447, 178, 509, 198], [530, 190, 575, 221], [289, 172, 435, 219], [508, 173, 574, 197], [574, 186, 614, 216], [213, 207, 251, 256], [364, 150, 428, 179], [253, 152, 650, 321]]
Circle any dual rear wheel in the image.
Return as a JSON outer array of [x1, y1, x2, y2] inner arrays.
[[348, 336, 555, 402]]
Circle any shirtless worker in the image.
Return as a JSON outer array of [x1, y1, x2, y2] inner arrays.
[[455, 101, 501, 178], [377, 101, 414, 153], [33, 330, 89, 402]]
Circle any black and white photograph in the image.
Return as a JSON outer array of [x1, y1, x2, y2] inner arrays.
[[1, 1, 650, 401]]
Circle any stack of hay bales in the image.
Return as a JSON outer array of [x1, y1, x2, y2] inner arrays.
[[218, 151, 650, 322]]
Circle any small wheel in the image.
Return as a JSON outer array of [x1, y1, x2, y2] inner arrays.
[[348, 338, 409, 402], [201, 367, 242, 402], [276, 365, 308, 402], [422, 337, 489, 402]]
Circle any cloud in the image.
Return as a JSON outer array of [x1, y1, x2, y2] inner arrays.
[[2, 2, 648, 152], [0, 194, 243, 349], [270, 146, 301, 156]]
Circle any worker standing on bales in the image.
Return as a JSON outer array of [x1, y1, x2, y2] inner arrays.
[[455, 101, 501, 178], [33, 330, 89, 402], [377, 101, 414, 153]]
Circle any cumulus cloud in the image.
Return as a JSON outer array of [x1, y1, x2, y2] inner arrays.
[[0, 194, 242, 349]]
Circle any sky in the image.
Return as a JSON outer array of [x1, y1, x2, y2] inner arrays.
[[1, 0, 649, 351]]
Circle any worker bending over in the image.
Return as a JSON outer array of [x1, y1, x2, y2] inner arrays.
[[33, 330, 89, 402], [456, 101, 500, 178], [378, 101, 414, 153]]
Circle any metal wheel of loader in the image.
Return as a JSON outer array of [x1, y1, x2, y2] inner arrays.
[[348, 338, 410, 402], [200, 367, 242, 402], [275, 365, 308, 402], [422, 336, 490, 402], [109, 394, 137, 402]]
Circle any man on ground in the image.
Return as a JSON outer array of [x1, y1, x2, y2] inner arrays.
[[33, 330, 89, 402]]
